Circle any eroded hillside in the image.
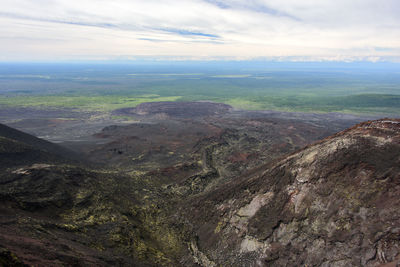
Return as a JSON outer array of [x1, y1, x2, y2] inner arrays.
[[180, 119, 400, 266], [0, 115, 399, 266]]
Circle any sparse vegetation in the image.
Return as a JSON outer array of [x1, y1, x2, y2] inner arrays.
[[0, 63, 399, 115], [0, 95, 182, 112]]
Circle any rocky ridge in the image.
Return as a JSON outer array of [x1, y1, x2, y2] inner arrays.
[[180, 119, 400, 266]]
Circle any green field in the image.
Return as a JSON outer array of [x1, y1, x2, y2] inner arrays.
[[0, 95, 182, 112], [0, 62, 399, 115], [1, 93, 398, 114]]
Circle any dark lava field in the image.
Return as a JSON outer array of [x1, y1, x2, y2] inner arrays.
[[1, 102, 399, 266]]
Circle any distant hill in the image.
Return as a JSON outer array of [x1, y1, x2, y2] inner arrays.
[[115, 101, 232, 118]]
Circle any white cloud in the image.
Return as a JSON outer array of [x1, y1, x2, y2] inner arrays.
[[0, 0, 399, 61]]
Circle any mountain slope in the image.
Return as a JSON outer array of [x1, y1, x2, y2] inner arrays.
[[180, 119, 400, 266], [0, 126, 186, 266], [0, 119, 399, 266], [0, 123, 81, 169]]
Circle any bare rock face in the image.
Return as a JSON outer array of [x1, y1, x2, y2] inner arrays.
[[183, 119, 400, 266]]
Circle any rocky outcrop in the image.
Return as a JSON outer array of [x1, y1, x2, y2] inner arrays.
[[182, 119, 400, 266], [1, 119, 399, 266]]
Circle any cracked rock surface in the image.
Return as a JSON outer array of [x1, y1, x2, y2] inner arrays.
[[181, 119, 400, 266]]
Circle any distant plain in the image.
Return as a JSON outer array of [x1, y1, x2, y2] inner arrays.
[[0, 62, 399, 115]]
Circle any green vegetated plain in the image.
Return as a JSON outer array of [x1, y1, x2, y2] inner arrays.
[[0, 95, 182, 112], [0, 63, 399, 115]]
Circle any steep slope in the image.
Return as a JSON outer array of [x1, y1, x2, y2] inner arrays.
[[180, 119, 400, 266], [0, 123, 80, 169], [0, 163, 185, 266], [0, 126, 186, 266]]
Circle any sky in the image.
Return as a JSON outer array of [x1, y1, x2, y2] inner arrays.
[[1, 0, 400, 62]]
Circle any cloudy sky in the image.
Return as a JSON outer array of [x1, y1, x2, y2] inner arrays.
[[1, 0, 400, 61]]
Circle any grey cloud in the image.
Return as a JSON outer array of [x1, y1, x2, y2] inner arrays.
[[202, 0, 300, 21], [252, 4, 300, 21], [156, 28, 220, 38], [0, 11, 118, 29], [203, 0, 230, 9], [0, 0, 399, 61]]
